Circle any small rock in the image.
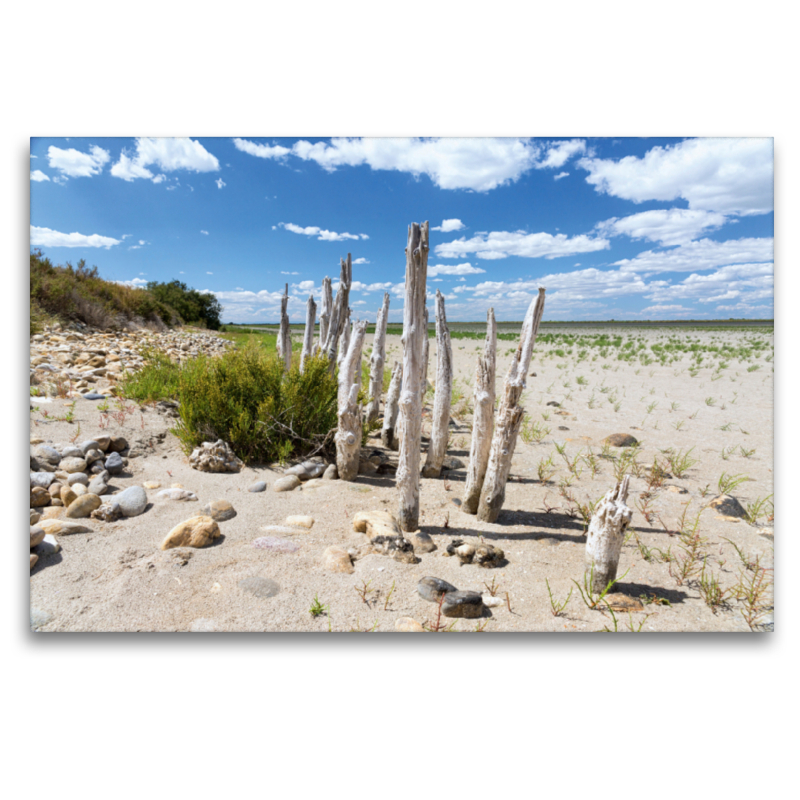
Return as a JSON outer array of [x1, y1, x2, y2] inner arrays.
[[161, 516, 221, 549], [94, 435, 111, 451], [248, 481, 267, 493], [358, 460, 378, 475], [450, 497, 462, 508], [67, 472, 89, 486], [189, 439, 243, 473], [91, 502, 123, 522], [116, 486, 148, 517], [82, 392, 107, 400], [73, 484, 88, 497], [604, 593, 644, 612], [707, 494, 747, 520], [395, 617, 426, 632], [84, 448, 105, 465], [323, 464, 338, 480], [300, 479, 326, 490], [353, 510, 402, 538], [558, 426, 570, 431], [481, 595, 504, 608], [321, 545, 354, 574], [604, 433, 639, 447], [442, 456, 465, 470], [407, 531, 437, 553], [202, 500, 237, 521], [143, 481, 161, 490], [30, 510, 41, 525], [442, 590, 484, 618], [35, 445, 61, 464], [79, 440, 102, 455], [30, 607, 54, 629], [418, 577, 458, 602], [667, 485, 689, 494], [286, 515, 314, 529], [370, 535, 419, 563], [59, 456, 88, 474], [40, 507, 64, 520], [155, 488, 198, 501], [65, 493, 102, 518], [30, 487, 51, 507], [252, 536, 300, 552], [87, 479, 108, 496], [60, 445, 84, 459], [105, 452, 124, 474], [60, 485, 78, 507], [33, 533, 61, 556], [30, 525, 46, 548], [30, 472, 55, 489], [238, 576, 280, 598], [38, 519, 92, 536], [546, 401, 561, 407], [108, 436, 129, 452], [273, 475, 301, 492]]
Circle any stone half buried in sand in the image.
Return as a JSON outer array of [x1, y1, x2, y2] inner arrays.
[[321, 545, 354, 574], [189, 440, 243, 473], [160, 516, 221, 550], [603, 433, 639, 447], [201, 499, 237, 521], [38, 519, 92, 536], [443, 538, 505, 568], [441, 590, 485, 619], [706, 494, 748, 520], [286, 515, 314, 529], [352, 509, 402, 538]]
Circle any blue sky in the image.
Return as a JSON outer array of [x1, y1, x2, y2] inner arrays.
[[30, 137, 774, 323]]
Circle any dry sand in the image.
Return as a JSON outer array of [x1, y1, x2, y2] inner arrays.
[[29, 328, 774, 633]]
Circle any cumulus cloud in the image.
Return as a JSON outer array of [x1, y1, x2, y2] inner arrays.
[[232, 138, 291, 160], [614, 237, 774, 274], [427, 263, 486, 277], [200, 230, 209, 235], [206, 271, 213, 275], [352, 257, 370, 264], [536, 139, 586, 169], [111, 138, 219, 182], [432, 219, 465, 232], [435, 230, 609, 260], [553, 172, 569, 181], [113, 278, 149, 288], [644, 262, 773, 307], [31, 225, 121, 249], [596, 208, 730, 246], [578, 137, 773, 216], [216, 178, 226, 189], [47, 144, 110, 178], [278, 222, 368, 242], [30, 170, 50, 182]]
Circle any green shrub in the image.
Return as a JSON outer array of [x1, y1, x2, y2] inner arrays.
[[172, 347, 339, 464], [119, 350, 182, 403]]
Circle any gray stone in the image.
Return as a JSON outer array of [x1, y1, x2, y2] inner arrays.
[[441, 591, 484, 618], [30, 525, 46, 547], [60, 445, 84, 459], [84, 448, 105, 465], [418, 577, 458, 603], [30, 472, 55, 489], [442, 456, 466, 470], [82, 392, 107, 400], [80, 440, 102, 455], [707, 494, 748, 520], [323, 464, 338, 480], [90, 461, 106, 474], [105, 452, 124, 474], [248, 481, 267, 492], [67, 472, 89, 486], [155, 488, 199, 501], [116, 486, 148, 517], [59, 456, 88, 474], [87, 478, 107, 496], [238, 576, 280, 598], [35, 445, 61, 464], [30, 607, 54, 630], [273, 475, 301, 492]]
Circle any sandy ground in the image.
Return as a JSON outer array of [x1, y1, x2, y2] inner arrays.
[[29, 328, 774, 633]]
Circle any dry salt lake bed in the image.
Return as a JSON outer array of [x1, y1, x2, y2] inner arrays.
[[29, 323, 774, 632]]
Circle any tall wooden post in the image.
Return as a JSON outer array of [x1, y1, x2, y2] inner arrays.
[[337, 308, 352, 371], [477, 288, 546, 522], [277, 283, 291, 370], [300, 294, 317, 373], [381, 361, 403, 449], [462, 308, 497, 513], [366, 292, 390, 424], [397, 221, 429, 532], [422, 290, 453, 478], [335, 319, 367, 481], [420, 305, 430, 399], [323, 254, 352, 368], [318, 276, 332, 353]]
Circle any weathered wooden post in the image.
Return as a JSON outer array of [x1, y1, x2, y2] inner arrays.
[[462, 308, 497, 513], [422, 290, 453, 478], [318, 276, 332, 353], [381, 361, 402, 449], [277, 283, 291, 370], [420, 305, 430, 399], [477, 287, 546, 523], [585, 476, 632, 594], [337, 308, 352, 371], [323, 254, 352, 368], [335, 319, 367, 481], [300, 294, 317, 373], [397, 221, 429, 532], [366, 292, 390, 424]]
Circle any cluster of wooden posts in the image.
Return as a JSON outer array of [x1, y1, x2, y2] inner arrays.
[[279, 220, 632, 590]]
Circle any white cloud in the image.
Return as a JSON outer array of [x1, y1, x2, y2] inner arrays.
[[128, 245, 141, 250], [578, 137, 773, 216], [352, 300, 367, 306], [536, 139, 586, 169], [200, 230, 209, 235], [47, 145, 110, 178], [614, 237, 774, 273], [350, 281, 395, 293], [152, 174, 166, 184], [278, 222, 368, 242], [436, 230, 609, 260], [432, 219, 465, 232], [232, 138, 291, 160], [30, 170, 50, 182], [640, 304, 692, 314], [216, 178, 226, 189], [111, 138, 219, 182], [138, 240, 146, 245], [353, 257, 370, 264], [644, 262, 773, 307], [281, 271, 299, 275], [553, 172, 569, 181], [206, 271, 213, 275], [596, 208, 730, 246], [113, 278, 148, 287], [31, 225, 121, 249], [297, 280, 315, 293], [428, 262, 486, 277]]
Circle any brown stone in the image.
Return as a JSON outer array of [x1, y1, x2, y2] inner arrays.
[[604, 593, 644, 612], [394, 617, 426, 632], [161, 516, 221, 550], [201, 500, 237, 522], [604, 433, 639, 447], [60, 485, 78, 507], [352, 510, 401, 538], [30, 487, 50, 507], [30, 553, 38, 570], [65, 493, 102, 518], [321, 545, 354, 574], [30, 526, 46, 548]]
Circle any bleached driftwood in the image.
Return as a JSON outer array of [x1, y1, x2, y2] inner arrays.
[[381, 361, 403, 449], [422, 290, 453, 478], [585, 476, 632, 594], [335, 319, 368, 481], [365, 292, 390, 425], [477, 288, 546, 523], [318, 276, 332, 354], [396, 221, 429, 532], [323, 254, 352, 368], [300, 294, 317, 373], [337, 308, 352, 371], [420, 305, 430, 399], [462, 308, 497, 514], [277, 283, 292, 370]]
